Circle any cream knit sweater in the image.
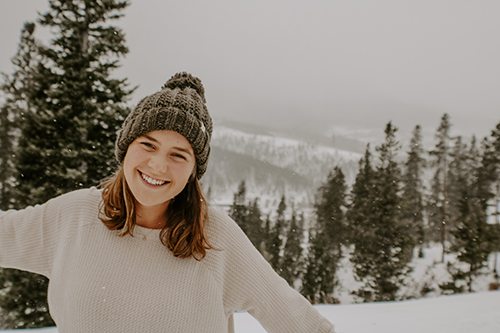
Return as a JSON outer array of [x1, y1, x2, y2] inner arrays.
[[0, 188, 335, 332]]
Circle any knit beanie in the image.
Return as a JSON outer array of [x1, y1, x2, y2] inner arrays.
[[115, 72, 212, 179]]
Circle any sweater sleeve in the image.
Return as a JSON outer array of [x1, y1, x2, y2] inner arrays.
[[0, 188, 99, 278], [204, 208, 336, 333]]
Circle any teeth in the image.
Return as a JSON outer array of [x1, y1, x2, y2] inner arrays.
[[141, 172, 166, 186]]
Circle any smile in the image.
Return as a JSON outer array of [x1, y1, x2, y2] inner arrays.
[[139, 171, 168, 186]]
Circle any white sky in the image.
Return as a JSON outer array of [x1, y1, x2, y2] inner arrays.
[[1, 0, 499, 141]]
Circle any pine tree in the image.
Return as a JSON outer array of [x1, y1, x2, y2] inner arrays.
[[428, 113, 452, 262], [14, 0, 132, 207], [280, 207, 304, 288], [346, 144, 377, 299], [401, 125, 426, 255], [246, 198, 265, 250], [0, 1, 132, 328], [489, 123, 500, 277], [0, 22, 39, 211], [347, 145, 376, 247], [268, 195, 287, 272], [229, 180, 248, 233], [450, 137, 496, 291], [349, 122, 412, 302], [447, 136, 469, 236], [302, 166, 347, 303]]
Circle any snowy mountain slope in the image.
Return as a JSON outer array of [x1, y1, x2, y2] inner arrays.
[[203, 125, 362, 206]]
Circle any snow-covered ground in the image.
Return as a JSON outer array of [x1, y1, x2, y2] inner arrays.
[[235, 291, 500, 333], [2, 290, 499, 332]]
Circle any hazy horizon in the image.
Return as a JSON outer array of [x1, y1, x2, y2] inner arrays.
[[1, 0, 499, 143]]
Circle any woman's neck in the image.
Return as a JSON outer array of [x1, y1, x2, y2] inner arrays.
[[135, 201, 169, 229]]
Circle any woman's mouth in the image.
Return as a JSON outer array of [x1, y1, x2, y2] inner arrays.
[[139, 171, 169, 186]]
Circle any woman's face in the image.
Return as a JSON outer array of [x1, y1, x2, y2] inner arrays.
[[123, 130, 196, 211]]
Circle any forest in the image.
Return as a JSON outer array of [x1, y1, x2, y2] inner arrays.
[[228, 118, 500, 305]]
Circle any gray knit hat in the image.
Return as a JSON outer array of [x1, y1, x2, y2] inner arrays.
[[115, 72, 212, 179]]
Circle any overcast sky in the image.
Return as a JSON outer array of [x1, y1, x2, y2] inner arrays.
[[1, 0, 499, 143]]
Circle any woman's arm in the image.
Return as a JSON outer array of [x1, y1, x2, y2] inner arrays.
[[0, 188, 99, 278], [204, 208, 336, 333]]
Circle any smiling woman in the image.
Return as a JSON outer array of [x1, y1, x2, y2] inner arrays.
[[123, 131, 196, 225], [0, 72, 336, 333]]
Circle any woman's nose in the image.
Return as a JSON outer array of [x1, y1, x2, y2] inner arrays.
[[148, 154, 168, 174]]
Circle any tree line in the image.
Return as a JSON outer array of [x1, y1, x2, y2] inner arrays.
[[229, 118, 500, 304]]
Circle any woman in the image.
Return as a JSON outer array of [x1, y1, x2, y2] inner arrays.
[[0, 72, 336, 332]]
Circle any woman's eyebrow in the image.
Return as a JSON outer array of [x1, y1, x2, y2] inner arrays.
[[142, 134, 158, 143], [173, 146, 193, 156]]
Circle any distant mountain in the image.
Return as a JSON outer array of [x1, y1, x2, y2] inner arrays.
[[202, 124, 362, 207]]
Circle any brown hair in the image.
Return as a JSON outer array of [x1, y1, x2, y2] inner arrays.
[[99, 167, 214, 260]]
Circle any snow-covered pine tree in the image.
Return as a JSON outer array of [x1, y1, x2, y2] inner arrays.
[[0, 22, 39, 211], [401, 125, 426, 256], [302, 166, 347, 303], [449, 136, 497, 292], [428, 113, 452, 262], [229, 180, 249, 233], [14, 0, 132, 207], [0, 1, 132, 328], [246, 198, 265, 251], [346, 145, 376, 299], [489, 123, 500, 277], [280, 206, 304, 288], [350, 122, 412, 302], [268, 195, 287, 272], [0, 22, 51, 330], [446, 136, 469, 241]]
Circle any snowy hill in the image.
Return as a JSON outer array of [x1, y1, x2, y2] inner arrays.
[[202, 124, 362, 207], [3, 291, 499, 333]]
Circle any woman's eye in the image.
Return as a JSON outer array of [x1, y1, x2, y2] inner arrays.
[[173, 153, 186, 160], [141, 142, 155, 149]]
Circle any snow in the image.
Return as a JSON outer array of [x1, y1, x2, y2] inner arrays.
[[213, 125, 362, 162], [3, 291, 499, 333]]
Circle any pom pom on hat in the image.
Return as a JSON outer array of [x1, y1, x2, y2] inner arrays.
[[115, 72, 212, 179], [163, 72, 206, 103]]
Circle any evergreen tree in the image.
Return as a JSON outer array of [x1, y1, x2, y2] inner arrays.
[[246, 198, 265, 250], [14, 0, 132, 207], [229, 180, 248, 233], [447, 136, 469, 235], [0, 22, 39, 211], [401, 125, 426, 255], [346, 144, 377, 301], [0, 1, 132, 328], [349, 122, 412, 302], [347, 144, 376, 247], [428, 113, 452, 262], [489, 123, 500, 277], [280, 207, 304, 288], [302, 166, 347, 303], [261, 214, 273, 262], [268, 195, 287, 272], [450, 137, 496, 291]]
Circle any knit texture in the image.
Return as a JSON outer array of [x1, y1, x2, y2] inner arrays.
[[0, 189, 335, 333], [115, 72, 212, 178]]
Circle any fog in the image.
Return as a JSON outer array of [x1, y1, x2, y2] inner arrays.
[[1, 0, 499, 143]]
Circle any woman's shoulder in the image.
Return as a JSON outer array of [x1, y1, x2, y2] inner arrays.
[[48, 187, 102, 208], [206, 206, 237, 232], [43, 187, 103, 225], [205, 206, 251, 249]]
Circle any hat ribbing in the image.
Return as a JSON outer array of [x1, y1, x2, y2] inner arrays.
[[115, 72, 212, 179]]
